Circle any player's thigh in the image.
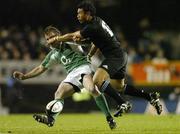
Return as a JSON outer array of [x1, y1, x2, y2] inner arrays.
[[101, 52, 128, 79], [110, 78, 125, 92], [93, 67, 110, 88], [55, 82, 75, 99], [82, 74, 94, 91], [83, 74, 100, 95], [64, 64, 93, 90]]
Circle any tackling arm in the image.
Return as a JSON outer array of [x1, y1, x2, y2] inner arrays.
[[13, 65, 47, 80], [47, 31, 82, 45]]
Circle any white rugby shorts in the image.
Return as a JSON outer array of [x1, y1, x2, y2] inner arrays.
[[62, 64, 92, 89]]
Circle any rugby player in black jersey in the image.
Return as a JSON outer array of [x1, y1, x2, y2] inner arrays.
[[47, 1, 162, 116]]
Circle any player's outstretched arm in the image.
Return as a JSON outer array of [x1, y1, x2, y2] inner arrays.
[[47, 31, 82, 45], [13, 65, 47, 80]]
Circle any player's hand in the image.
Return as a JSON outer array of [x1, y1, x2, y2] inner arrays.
[[13, 71, 25, 80], [73, 36, 81, 42]]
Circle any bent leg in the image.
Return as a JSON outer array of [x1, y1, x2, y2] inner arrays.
[[115, 81, 162, 115], [110, 78, 152, 100], [50, 82, 75, 118], [83, 74, 100, 97], [83, 74, 111, 117], [55, 82, 75, 99], [33, 82, 75, 127], [83, 74, 116, 129], [110, 78, 162, 114], [110, 78, 125, 92], [93, 68, 126, 105]]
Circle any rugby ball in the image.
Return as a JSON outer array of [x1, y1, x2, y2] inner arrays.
[[46, 100, 63, 114]]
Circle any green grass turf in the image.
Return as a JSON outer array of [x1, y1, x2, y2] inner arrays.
[[0, 113, 179, 134]]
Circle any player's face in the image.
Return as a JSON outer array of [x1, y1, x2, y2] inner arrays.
[[45, 32, 59, 48], [77, 8, 87, 23]]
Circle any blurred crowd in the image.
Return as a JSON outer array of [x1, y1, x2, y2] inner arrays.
[[0, 21, 180, 63], [117, 17, 180, 64], [0, 26, 48, 61]]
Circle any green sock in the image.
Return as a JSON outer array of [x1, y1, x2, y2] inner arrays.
[[94, 94, 111, 117], [47, 99, 64, 120]]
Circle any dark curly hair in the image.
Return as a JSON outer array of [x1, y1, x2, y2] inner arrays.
[[77, 1, 96, 16]]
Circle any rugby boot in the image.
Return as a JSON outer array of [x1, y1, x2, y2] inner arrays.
[[33, 114, 54, 127], [150, 92, 162, 115], [114, 102, 132, 117], [106, 116, 117, 130]]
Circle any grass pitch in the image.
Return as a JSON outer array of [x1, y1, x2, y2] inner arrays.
[[0, 113, 179, 134]]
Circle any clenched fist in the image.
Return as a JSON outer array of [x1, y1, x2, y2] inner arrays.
[[13, 71, 25, 80], [73, 36, 81, 42]]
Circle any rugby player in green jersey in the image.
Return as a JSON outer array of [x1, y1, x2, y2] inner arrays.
[[13, 26, 116, 129]]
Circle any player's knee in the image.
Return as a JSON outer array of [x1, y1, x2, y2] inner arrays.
[[113, 83, 125, 92], [94, 81, 102, 89], [93, 69, 109, 88], [55, 90, 63, 99], [93, 77, 103, 88], [118, 83, 125, 90], [54, 90, 60, 99], [89, 88, 99, 96], [110, 78, 125, 91]]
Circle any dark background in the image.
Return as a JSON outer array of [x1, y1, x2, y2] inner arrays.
[[0, 0, 180, 33]]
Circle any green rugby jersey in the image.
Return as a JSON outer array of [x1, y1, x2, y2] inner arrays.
[[41, 43, 89, 73]]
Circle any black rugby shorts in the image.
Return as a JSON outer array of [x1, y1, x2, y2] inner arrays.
[[100, 52, 128, 79]]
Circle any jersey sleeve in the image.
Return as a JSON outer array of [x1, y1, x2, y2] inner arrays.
[[80, 25, 93, 38], [41, 51, 57, 69]]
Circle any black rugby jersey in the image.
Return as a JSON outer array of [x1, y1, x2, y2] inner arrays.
[[80, 16, 123, 58]]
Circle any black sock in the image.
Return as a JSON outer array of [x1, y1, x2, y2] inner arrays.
[[101, 80, 126, 105], [124, 85, 151, 101]]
